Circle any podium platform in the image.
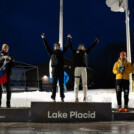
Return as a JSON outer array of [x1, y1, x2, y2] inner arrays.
[[0, 108, 30, 122], [113, 109, 134, 121], [31, 102, 112, 122], [0, 102, 134, 122]]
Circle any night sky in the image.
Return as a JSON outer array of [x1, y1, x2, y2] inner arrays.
[[0, 0, 134, 87]]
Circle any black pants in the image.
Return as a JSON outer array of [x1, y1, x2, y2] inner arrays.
[[51, 67, 65, 99], [115, 79, 129, 108], [0, 81, 11, 104]]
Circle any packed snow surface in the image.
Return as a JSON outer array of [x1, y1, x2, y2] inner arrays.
[[1, 89, 134, 108]]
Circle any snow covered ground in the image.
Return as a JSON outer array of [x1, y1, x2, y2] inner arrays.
[[1, 89, 134, 108]]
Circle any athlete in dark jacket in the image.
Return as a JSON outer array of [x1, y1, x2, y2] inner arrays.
[[69, 36, 99, 102], [0, 44, 14, 108], [69, 38, 99, 68], [41, 33, 71, 102]]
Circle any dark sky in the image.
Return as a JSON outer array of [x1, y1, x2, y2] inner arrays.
[[0, 0, 134, 66]]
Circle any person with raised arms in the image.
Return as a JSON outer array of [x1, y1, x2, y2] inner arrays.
[[41, 33, 71, 102], [68, 35, 99, 102]]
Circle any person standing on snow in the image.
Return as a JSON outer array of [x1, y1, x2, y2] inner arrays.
[[113, 51, 134, 112], [41, 33, 71, 102], [68, 35, 99, 102], [0, 44, 14, 108]]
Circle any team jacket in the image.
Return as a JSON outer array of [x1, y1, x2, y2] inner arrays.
[[42, 38, 71, 68], [69, 40, 98, 67], [0, 51, 14, 80], [113, 58, 134, 80]]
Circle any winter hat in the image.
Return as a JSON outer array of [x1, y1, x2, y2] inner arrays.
[[120, 51, 126, 56]]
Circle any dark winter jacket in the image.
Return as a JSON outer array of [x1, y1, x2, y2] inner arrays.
[[42, 38, 71, 68], [69, 40, 98, 67], [0, 51, 14, 81]]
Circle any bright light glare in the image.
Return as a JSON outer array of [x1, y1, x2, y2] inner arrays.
[[43, 75, 48, 80]]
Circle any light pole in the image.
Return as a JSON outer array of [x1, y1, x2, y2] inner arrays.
[[106, 0, 132, 91], [59, 0, 63, 49], [125, 0, 132, 92]]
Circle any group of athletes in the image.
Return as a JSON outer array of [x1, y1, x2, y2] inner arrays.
[[0, 34, 133, 112]]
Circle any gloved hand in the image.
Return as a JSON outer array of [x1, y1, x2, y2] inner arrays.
[[95, 38, 99, 44], [4, 60, 9, 65], [118, 66, 125, 75], [118, 67, 122, 71], [41, 33, 45, 39], [6, 56, 11, 61], [67, 34, 72, 38]]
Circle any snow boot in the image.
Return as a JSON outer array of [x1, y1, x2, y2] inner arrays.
[[61, 98, 64, 102], [118, 108, 123, 112], [75, 98, 79, 103], [83, 97, 86, 102], [124, 106, 129, 112], [51, 96, 56, 102], [6, 101, 11, 108], [124, 108, 129, 112]]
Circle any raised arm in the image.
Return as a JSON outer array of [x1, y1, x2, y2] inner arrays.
[[41, 33, 53, 56], [86, 38, 99, 54], [62, 34, 72, 54], [68, 34, 76, 54]]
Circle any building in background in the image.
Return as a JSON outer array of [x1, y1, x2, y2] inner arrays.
[[25, 57, 96, 91]]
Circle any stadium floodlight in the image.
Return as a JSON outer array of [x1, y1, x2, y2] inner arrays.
[[106, 0, 125, 12]]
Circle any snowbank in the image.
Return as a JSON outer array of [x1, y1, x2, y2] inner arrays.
[[1, 89, 134, 108]]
